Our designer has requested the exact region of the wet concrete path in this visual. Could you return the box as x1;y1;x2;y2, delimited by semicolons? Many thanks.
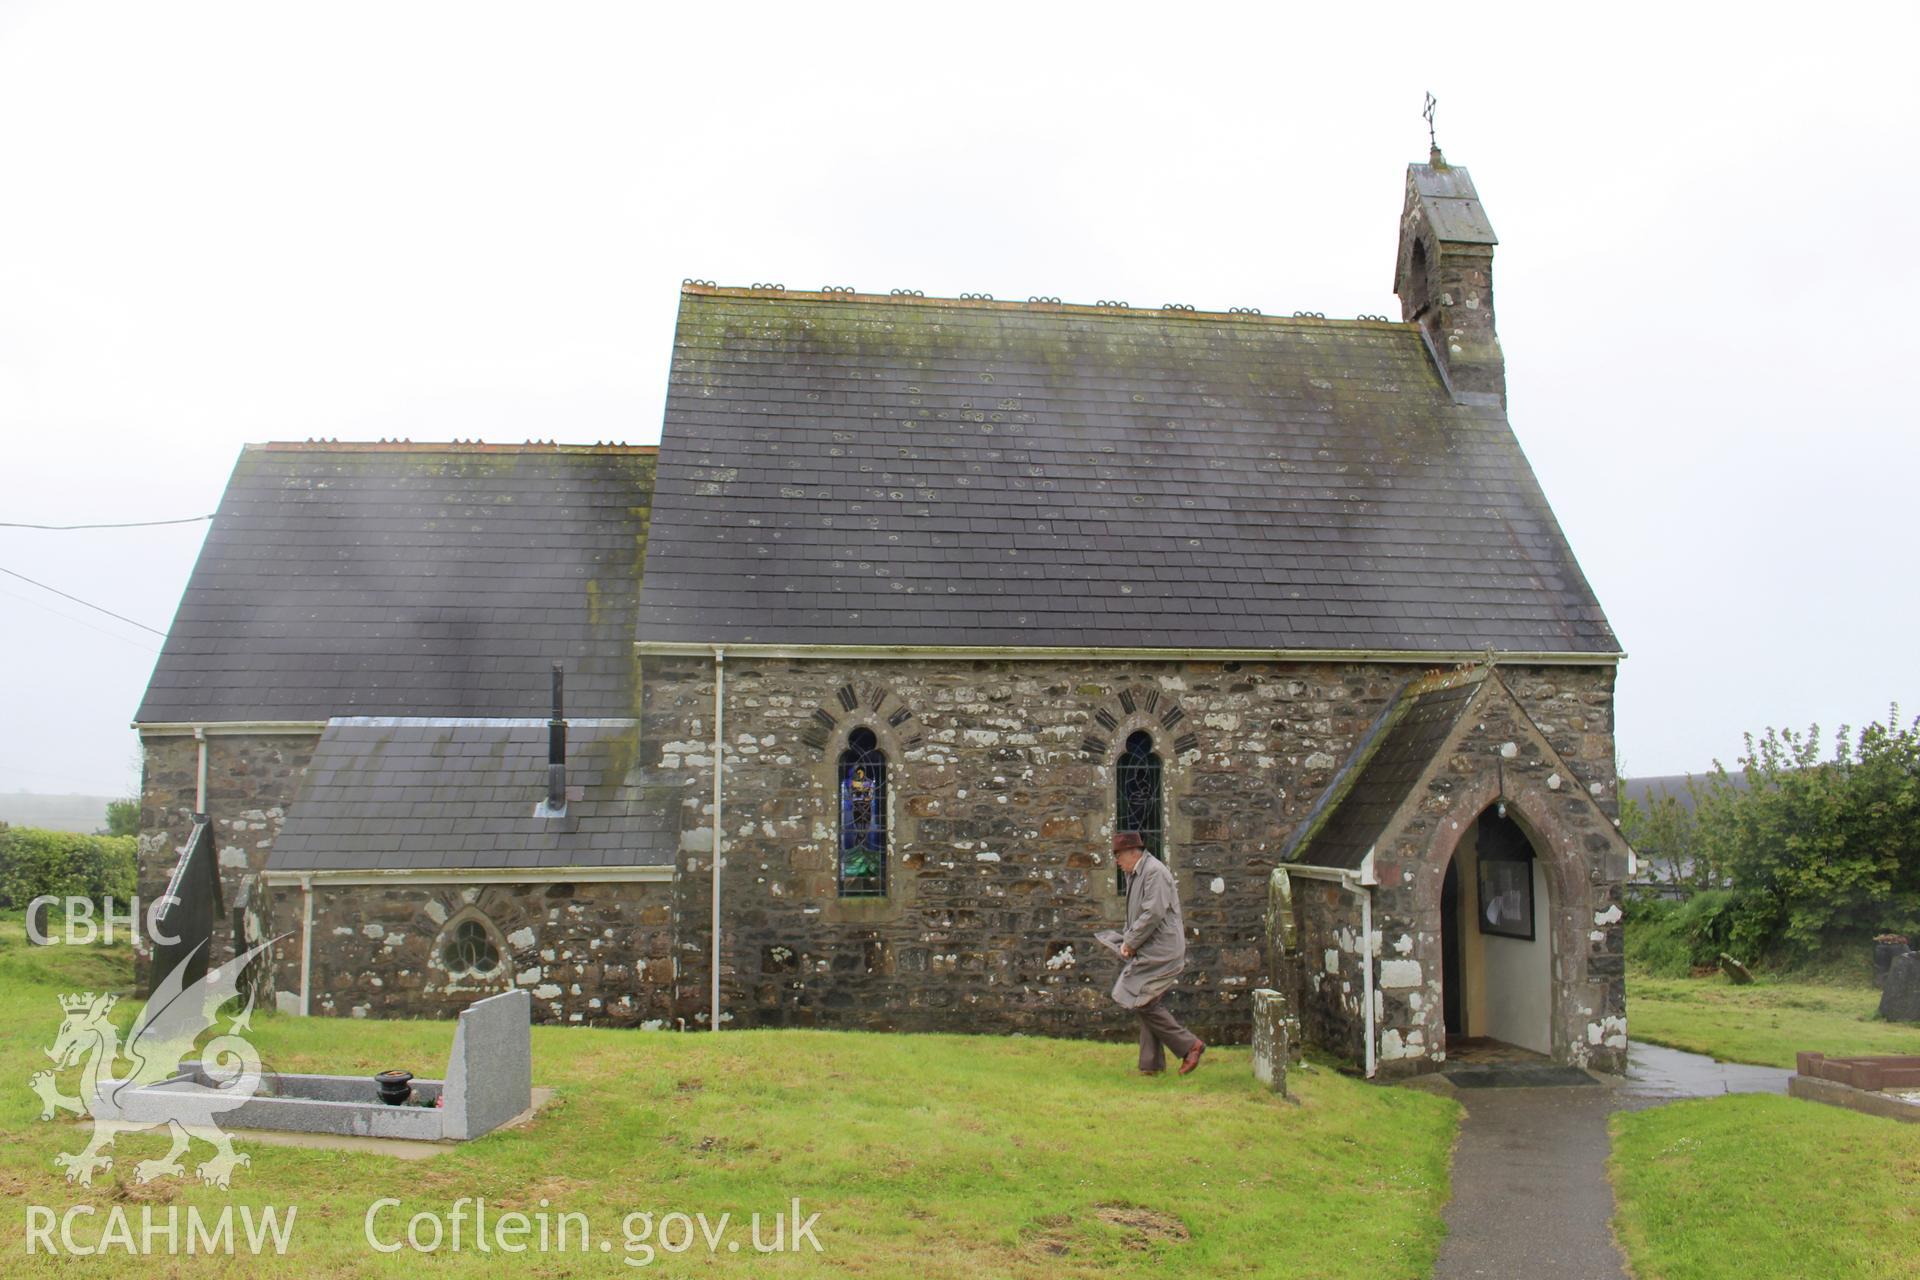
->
1430;1042;1790;1280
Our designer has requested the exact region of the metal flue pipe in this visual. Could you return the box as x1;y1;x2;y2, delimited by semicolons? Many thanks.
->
547;662;568;812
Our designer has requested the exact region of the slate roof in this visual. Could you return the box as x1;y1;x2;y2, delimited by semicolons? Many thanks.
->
1283;674;1483;872
136;443;656;724
266;718;677;873
637;289;1617;653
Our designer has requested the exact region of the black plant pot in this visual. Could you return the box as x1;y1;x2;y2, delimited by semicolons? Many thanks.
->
375;1070;415;1106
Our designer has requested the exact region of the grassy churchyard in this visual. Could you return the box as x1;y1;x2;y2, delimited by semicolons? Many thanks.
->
1625;970;1920;1069
1612;1093;1919;1280
1609;966;1920;1280
8;912;1918;1278
0;915;1458;1277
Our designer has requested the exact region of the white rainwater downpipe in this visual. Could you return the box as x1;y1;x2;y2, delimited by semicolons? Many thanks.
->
299;873;314;1017
1359;882;1376;1080
193;726;208;811
709;648;725;1032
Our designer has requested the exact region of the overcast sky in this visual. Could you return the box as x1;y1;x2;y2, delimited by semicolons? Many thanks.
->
2;2;1915;798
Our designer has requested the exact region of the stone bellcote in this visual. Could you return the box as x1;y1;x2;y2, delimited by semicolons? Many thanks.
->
1394;151;1504;403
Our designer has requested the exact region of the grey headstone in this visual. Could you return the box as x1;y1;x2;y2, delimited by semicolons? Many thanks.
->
1874;941;1912;989
442;989;533;1139
1251;989;1293;1097
1718;953;1753;985
1880;952;1920;1023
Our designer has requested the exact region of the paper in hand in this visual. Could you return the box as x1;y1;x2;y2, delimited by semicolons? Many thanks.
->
1094;929;1125;957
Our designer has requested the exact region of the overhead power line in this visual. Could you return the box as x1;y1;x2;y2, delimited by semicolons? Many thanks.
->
0;565;166;636
0;586;162;656
0;514;214;530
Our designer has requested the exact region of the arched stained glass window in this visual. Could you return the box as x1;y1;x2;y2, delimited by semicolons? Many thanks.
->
838;727;888;897
1115;729;1164;891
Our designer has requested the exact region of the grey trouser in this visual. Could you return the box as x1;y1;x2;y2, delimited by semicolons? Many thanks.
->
1136;994;1199;1072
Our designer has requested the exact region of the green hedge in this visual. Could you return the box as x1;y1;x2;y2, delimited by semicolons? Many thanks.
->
0;826;137;910
1623;891;1738;977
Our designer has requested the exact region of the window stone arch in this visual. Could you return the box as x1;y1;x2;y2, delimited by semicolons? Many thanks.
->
1083;684;1199;902
809;709;919;925
800;681;922;757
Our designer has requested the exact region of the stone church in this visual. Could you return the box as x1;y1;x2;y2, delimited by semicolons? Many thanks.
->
135;150;1632;1077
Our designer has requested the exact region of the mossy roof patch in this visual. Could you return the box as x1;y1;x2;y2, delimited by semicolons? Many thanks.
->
639;291;1617;653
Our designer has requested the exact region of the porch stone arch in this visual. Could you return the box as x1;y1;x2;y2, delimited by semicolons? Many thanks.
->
1375;746;1625;1072
1413;772;1591;1061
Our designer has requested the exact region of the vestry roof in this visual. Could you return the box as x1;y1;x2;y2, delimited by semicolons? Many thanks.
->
636;288;1617;654
136;443;656;724
266;717;676;874
1282;672;1486;872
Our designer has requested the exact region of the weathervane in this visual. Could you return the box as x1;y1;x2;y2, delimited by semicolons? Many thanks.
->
1422;92;1438;151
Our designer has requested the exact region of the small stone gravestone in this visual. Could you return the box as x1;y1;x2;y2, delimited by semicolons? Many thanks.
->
1251;988;1296;1097
1718;953;1753;985
1880;952;1920;1023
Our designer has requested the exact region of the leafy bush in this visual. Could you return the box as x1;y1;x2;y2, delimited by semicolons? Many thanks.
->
1625;891;1738;977
1708;712;1919;963
0;827;137;910
1639;709;1920;969
104;798;139;837
1620;785;1715;892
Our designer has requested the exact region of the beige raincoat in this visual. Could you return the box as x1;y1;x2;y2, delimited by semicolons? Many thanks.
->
1110;853;1186;1010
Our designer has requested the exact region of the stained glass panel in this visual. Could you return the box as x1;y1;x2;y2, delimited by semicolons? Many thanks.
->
839;727;888;897
1115;729;1164;891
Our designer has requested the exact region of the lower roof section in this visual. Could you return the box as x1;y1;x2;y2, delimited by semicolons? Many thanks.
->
1283;670;1487;872
265;717;677;874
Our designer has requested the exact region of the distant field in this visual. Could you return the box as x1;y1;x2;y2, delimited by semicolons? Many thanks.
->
0;792;118;833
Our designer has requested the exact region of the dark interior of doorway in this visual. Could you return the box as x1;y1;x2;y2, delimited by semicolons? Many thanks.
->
1441;857;1463;1039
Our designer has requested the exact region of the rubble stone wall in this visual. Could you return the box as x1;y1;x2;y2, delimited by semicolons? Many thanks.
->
645;656;1617;1046
137;732;317;991
302;880;677;1025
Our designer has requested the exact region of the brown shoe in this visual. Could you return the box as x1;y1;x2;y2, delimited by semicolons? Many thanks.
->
1178;1042;1206;1075
1138;1068;1164;1076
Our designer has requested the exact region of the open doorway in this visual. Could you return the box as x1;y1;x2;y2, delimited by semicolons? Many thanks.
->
1441;858;1464;1039
1439;808;1555;1058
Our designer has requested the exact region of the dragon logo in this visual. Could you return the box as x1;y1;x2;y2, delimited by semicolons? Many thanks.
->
30;937;277;1188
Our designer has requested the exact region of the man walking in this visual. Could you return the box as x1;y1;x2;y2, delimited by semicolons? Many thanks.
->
1110;831;1205;1076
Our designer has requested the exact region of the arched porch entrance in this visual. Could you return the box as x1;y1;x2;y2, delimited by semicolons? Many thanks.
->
1439;807;1555;1057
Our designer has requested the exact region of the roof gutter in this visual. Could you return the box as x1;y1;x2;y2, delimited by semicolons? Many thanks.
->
261;866;675;887
634;642;1622;666
135;720;327;737
1286;854;1379;1079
